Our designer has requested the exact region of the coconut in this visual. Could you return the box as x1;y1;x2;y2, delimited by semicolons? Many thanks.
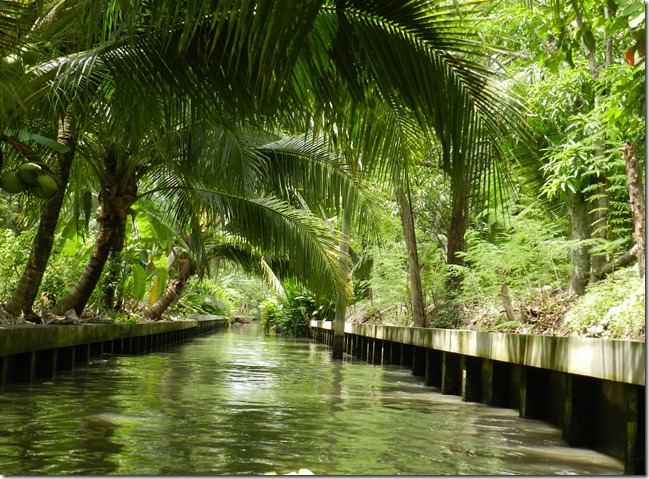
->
29;174;58;199
0;170;28;194
17;162;43;184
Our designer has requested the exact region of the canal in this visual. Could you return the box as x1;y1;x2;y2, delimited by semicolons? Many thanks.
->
0;324;624;475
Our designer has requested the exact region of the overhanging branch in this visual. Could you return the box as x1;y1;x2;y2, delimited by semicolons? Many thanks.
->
0;134;39;160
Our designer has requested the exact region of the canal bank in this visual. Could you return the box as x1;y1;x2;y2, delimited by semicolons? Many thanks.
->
0;316;228;388
310;321;645;475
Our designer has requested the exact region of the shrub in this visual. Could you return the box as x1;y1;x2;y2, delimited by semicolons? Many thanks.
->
458;207;570;305
261;282;335;337
259;297;283;334
563;267;645;340
170;277;236;318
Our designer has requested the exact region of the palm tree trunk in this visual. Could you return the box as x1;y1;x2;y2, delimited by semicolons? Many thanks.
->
142;255;195;320
102;218;128;310
4;117;77;318
53;153;137;316
623;142;645;277
395;180;426;327
53;211;118;316
445;180;469;296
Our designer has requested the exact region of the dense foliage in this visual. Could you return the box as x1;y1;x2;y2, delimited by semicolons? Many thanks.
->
260;281;335;337
0;0;644;340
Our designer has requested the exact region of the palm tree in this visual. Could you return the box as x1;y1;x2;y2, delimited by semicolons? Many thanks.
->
328;89;522;326
3;0;528;332
52;103;371;317
2;117;77;319
305;2;527;330
0;0;117;319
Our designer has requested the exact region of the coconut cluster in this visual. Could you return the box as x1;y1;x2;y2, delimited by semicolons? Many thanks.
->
0;162;59;199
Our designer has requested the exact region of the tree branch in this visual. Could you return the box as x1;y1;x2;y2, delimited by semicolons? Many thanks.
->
0;134;39;160
594;245;638;278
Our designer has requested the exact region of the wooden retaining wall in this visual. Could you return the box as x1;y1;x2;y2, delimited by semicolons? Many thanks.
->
311;321;645;475
0;318;227;389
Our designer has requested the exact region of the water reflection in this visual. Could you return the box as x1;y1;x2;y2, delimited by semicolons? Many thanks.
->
0;324;624;475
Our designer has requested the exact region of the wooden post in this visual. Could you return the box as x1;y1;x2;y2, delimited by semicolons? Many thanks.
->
58;346;75;370
389;342;401;365
625;385;645;475
75;344;90;366
520;366;545;419
563;374;597;447
401;344;413;368
462;356;482;402
481;360;511;407
35;349;57;380
412;347;426;377
441;352;461;395
0;355;9;391
425;349;442;388
372;339;383;365
501;283;517;322
355;336;363;360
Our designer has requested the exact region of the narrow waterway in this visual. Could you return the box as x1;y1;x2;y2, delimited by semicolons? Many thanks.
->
0;324;624;475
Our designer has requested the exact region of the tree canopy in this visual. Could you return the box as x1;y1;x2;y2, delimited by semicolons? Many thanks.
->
0;0;643;340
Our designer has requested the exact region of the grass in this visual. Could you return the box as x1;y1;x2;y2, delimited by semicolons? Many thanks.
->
562;266;645;340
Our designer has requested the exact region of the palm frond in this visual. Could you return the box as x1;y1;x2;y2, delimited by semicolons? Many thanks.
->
206;240;287;300
0;0;36;57
255;134;383;233
161;186;346;298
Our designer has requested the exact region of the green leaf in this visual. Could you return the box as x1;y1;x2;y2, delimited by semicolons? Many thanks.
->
131;263;147;301
153;255;168;270
582;29;596;53
155;267;169;297
565;47;575;68
629;13;644;29
3;129;71;153
149;215;175;243
605;16;629;36
544;56;562;74
59;233;85;257
607;0;618;14
619;1;644;17
134;214;157;241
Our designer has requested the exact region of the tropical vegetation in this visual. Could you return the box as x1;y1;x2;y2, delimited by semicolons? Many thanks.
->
0;0;644;342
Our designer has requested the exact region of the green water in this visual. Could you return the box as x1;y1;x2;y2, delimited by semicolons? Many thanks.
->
0;324;624;475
